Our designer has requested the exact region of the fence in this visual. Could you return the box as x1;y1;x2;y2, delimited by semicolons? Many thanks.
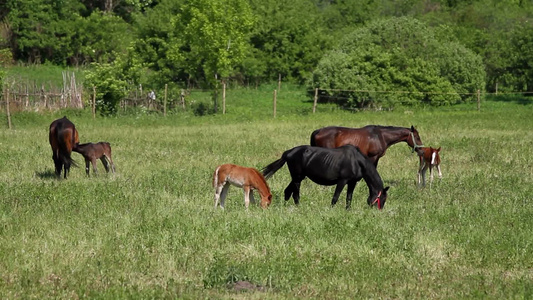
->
1;79;532;125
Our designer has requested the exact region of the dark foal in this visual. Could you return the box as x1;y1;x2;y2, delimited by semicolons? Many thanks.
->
73;142;116;176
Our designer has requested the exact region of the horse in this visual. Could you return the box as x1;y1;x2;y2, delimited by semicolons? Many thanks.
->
49;116;79;178
262;145;389;210
416;147;442;187
73;142;116;176
310;125;424;167
213;164;272;209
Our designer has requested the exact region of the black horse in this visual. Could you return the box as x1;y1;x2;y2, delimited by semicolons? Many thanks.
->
262;145;389;209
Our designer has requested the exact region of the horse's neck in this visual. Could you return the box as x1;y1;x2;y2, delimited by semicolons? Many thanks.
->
360;159;384;193
382;127;409;147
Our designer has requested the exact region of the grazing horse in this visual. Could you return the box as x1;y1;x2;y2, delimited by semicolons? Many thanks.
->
262;145;389;209
49;116;79;178
73;142;116;176
416;147;442;187
213;164;272;209
310;125;424;167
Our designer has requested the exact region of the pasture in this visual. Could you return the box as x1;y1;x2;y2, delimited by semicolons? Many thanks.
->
0;96;532;298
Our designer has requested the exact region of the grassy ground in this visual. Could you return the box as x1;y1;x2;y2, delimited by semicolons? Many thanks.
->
0;94;532;299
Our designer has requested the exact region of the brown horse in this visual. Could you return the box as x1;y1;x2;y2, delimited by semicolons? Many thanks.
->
73;142;116;176
416;147;442;187
49;116;79;178
213;164;272;209
310;125;423;167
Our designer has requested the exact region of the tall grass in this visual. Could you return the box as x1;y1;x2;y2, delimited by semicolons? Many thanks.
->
0;96;531;299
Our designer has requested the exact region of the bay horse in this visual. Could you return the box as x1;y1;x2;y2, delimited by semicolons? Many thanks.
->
49;116;79;178
310;125;424;167
262;145;389;210
416;147;442;187
73;142;116;176
213;164;272;209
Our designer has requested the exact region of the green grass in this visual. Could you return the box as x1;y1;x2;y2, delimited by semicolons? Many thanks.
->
0;95;532;299
4;64;85;87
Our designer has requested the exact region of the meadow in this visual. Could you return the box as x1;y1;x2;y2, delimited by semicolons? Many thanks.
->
0;90;532;299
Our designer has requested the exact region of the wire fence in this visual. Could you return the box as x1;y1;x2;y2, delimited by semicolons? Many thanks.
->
1;80;532;119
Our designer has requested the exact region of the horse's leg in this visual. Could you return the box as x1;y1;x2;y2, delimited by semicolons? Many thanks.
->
91;158;99;175
284;181;302;205
53;154;62;177
214;183;224;208
243;186;251;209
219;184;230;209
100;157;110;173
85;159;90;176
331;180;348;207
437;164;442;179
107;155;116;173
421;164;428;187
249;190;256;205
417;157;424;186
345;180;357;210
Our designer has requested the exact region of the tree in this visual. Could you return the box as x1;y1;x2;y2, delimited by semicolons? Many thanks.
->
246;0;334;83
171;0;253;83
309;17;485;108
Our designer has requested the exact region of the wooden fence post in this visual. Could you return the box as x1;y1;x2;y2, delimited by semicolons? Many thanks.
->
477;89;480;111
273;89;277;118
313;88;318;113
278;73;281;93
6;86;12;129
164;84;168;116
92;86;96;119
222;81;226;114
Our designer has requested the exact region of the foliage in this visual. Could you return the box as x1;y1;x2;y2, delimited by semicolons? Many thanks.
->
308;17;485;108
246;0;335;84
84;61;127;115
173;0;254;83
1;0;533;93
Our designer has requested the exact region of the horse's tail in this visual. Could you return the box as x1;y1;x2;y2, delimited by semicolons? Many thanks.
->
213;165;220;188
262;155;287;180
310;128;320;146
58;127;78;168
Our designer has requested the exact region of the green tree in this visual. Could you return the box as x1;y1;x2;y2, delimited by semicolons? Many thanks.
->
247;0;333;83
171;0;254;83
309;17;485;108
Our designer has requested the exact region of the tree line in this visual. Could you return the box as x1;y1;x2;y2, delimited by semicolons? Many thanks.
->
0;0;532;112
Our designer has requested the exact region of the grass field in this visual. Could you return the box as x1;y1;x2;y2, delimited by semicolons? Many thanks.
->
0;93;532;299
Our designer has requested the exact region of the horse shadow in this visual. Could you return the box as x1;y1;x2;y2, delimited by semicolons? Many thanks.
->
35;169;59;179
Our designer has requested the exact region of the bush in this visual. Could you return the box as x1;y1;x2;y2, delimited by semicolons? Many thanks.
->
84;62;127;115
308;17;485;109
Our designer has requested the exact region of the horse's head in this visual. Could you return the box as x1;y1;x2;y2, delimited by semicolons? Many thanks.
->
369;187;389;210
260;194;272;209
408;126;424;153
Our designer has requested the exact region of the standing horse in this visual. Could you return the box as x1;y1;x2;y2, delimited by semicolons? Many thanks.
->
213;164;272;209
49;116;79;178
310;125;424;167
416;147;442;187
73;142;116;176
262;145;389;209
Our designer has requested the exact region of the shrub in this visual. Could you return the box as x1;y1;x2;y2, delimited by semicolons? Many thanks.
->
308;17;485;109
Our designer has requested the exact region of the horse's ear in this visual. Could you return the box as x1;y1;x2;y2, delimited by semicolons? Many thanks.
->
410;125;415;132
384;186;390;192
436;147;441;152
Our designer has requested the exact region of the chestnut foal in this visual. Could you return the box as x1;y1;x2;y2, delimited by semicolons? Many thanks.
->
416;147;442;187
213;164;272;209
73;142;116;176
